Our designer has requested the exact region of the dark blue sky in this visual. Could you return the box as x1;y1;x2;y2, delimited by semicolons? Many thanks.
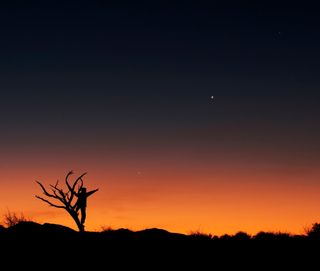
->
0;1;319;166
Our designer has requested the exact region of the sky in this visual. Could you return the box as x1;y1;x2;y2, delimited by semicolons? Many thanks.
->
0;1;319;235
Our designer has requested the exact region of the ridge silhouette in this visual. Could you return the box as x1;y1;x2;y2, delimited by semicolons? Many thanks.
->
1;221;319;269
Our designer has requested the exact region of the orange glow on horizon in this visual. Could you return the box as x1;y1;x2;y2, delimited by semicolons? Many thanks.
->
1;159;320;236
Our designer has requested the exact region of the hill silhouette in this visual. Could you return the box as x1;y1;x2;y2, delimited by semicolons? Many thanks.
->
1;221;320;269
1;220;313;242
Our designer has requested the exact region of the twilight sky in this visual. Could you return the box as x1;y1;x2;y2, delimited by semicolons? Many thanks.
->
0;1;320;235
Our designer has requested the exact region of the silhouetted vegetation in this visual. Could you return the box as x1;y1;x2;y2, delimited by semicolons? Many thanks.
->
3;210;30;227
305;222;320;238
189;230;213;241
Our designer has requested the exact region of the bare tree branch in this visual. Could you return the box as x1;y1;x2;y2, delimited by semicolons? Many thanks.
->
35;195;65;209
65;171;74;191
66;172;86;204
36;181;57;199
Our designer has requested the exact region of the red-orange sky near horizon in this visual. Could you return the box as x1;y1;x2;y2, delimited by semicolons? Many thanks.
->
1;151;320;236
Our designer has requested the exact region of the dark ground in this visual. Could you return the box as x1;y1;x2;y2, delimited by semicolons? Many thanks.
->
1;221;319;269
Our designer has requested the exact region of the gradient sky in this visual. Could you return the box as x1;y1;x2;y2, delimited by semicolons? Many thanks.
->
0;1;319;235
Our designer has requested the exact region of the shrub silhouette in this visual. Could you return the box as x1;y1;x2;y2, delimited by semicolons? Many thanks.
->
306;222;320;239
3;210;30;227
189;230;213;240
35;170;98;232
233;231;251;241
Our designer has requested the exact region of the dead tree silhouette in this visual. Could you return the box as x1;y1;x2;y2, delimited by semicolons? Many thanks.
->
35;171;99;232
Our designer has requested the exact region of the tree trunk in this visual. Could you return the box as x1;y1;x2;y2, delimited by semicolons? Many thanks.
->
68;210;84;232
